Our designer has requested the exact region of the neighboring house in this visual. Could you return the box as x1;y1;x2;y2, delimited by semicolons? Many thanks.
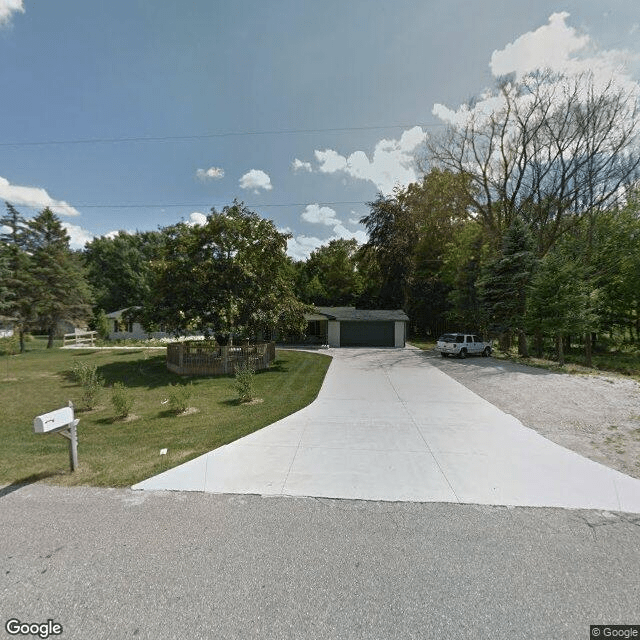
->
106;308;168;341
304;307;409;348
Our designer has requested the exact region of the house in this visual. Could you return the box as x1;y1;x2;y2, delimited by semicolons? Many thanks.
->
106;308;168;341
304;307;409;348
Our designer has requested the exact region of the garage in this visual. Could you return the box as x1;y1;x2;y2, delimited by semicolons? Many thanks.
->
340;320;395;347
305;307;409;348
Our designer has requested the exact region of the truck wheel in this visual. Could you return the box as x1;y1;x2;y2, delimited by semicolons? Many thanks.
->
440;352;448;358
458;349;467;359
483;347;491;357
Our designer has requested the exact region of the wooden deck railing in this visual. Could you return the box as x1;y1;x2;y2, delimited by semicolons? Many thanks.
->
166;340;276;375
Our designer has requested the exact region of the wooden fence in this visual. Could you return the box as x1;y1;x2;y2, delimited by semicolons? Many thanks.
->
166;340;276;376
63;330;97;347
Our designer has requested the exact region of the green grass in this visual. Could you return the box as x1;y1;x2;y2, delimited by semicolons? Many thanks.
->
0;343;331;488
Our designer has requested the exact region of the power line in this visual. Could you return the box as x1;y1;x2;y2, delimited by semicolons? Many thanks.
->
73;200;369;209
0;123;445;148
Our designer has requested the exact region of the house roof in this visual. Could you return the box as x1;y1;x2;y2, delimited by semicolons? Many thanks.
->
105;307;141;319
310;307;409;322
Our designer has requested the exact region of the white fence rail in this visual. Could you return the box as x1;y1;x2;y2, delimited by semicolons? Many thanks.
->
63;330;97;347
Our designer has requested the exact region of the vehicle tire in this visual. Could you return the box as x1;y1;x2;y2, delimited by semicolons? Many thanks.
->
483;347;491;357
458;349;467;359
440;352;448;358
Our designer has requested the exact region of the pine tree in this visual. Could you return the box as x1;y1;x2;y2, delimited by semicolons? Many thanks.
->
28;208;92;347
478;218;537;355
0;202;34;352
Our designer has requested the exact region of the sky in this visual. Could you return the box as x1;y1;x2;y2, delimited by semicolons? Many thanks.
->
0;1;639;259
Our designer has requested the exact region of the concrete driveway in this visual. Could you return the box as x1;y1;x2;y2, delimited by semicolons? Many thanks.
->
133;347;640;512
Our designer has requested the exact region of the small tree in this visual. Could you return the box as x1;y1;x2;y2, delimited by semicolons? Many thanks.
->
111;382;134;419
235;360;255;402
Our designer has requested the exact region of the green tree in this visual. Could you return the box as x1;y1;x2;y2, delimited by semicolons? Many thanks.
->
478;218;538;355
0;203;34;352
28;208;93;347
298;238;363;306
83;230;163;312
143;201;307;339
527;247;595;365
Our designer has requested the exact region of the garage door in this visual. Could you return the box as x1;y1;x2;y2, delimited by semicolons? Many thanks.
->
340;321;395;347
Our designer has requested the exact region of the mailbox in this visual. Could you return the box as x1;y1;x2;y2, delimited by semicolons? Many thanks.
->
33;403;79;471
33;406;75;433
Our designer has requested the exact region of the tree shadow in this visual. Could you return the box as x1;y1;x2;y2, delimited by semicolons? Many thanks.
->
0;472;60;499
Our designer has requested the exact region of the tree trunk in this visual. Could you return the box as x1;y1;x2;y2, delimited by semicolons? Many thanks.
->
534;331;543;358
557;333;565;366
517;330;529;357
499;331;511;353
584;332;592;368
47;326;55;349
19;327;25;353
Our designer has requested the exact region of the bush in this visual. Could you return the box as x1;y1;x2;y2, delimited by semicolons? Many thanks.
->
111;382;134;418
235;360;255;402
72;362;104;410
0;335;19;356
168;384;192;414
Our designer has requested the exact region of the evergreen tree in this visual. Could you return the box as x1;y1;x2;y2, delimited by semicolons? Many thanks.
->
0;203;34;352
28;208;93;347
478;218;537;355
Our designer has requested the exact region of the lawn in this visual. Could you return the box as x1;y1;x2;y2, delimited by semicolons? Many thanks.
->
0;341;331;488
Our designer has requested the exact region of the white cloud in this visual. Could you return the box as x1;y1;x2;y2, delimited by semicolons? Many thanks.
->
289;203;369;260
349;217;361;226
0;0;24;27
433;13;640;127
313;127;427;194
301;204;341;226
103;229;135;239
490;12;588;80
291;158;312;173
196;166;224;181
0;176;81;217
187;211;207;226
239;169;272;193
62;222;93;249
286;234;324;260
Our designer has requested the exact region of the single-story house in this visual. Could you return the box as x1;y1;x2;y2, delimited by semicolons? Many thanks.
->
305;307;409;348
106;308;168;341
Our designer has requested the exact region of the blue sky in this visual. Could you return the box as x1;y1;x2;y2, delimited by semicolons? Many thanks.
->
1;1;639;258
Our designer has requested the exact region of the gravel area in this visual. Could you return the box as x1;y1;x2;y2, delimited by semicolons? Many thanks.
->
418;349;640;480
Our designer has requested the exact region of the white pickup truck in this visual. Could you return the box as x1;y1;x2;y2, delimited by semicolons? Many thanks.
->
436;333;492;358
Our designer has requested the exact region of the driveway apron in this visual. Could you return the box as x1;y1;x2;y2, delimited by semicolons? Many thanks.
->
132;347;640;513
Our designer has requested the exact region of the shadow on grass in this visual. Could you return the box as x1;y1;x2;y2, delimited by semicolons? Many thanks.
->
0;472;60;499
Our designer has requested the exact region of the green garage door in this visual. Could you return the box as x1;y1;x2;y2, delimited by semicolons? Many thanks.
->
340;321;395;347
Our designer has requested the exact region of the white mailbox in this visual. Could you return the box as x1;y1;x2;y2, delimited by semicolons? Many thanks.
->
33;406;75;433
33;403;79;471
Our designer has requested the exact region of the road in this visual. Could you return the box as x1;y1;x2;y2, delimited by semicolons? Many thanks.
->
2;484;639;639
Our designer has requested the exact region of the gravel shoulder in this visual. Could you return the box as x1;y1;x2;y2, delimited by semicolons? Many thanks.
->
417;349;640;480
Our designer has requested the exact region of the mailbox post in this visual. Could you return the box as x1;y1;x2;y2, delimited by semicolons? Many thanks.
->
33;401;79;472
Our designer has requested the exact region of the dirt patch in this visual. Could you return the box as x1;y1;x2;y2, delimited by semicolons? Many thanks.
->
420;349;640;479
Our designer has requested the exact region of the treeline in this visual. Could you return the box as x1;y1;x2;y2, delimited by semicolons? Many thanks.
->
2;71;639;364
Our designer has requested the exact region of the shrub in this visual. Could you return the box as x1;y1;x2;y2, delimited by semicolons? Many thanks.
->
168;383;192;414
111;382;134;419
72;362;104;410
235;360;255;402
0;335;19;356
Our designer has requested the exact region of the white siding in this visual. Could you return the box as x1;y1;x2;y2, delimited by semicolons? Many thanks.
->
327;321;340;347
394;321;405;348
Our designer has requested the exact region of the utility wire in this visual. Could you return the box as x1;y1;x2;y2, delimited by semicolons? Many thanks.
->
73;200;369;209
0;123;445;148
